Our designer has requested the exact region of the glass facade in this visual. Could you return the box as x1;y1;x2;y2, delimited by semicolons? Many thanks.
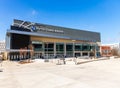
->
32;42;100;59
75;44;82;51
66;43;73;57
6;19;101;60
56;43;64;57
32;41;43;51
82;44;91;51
44;43;54;58
33;44;42;51
44;43;54;53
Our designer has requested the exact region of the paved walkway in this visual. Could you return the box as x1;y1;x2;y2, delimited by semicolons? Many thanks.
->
1;58;120;88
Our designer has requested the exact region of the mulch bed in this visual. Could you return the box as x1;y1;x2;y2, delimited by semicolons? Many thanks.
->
18;60;34;64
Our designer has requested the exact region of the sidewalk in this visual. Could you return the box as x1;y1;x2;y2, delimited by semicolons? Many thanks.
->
75;57;109;64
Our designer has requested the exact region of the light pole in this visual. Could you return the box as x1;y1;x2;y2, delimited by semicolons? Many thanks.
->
44;42;49;62
94;44;96;59
72;40;76;57
46;42;48;59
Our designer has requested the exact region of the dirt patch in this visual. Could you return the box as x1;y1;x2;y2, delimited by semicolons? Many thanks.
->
18;60;34;64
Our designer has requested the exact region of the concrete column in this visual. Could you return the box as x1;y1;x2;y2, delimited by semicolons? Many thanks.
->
54;42;56;56
73;42;75;57
81;52;83;56
6;33;11;49
42;42;44;56
88;52;90;57
94;45;97;58
64;43;66;56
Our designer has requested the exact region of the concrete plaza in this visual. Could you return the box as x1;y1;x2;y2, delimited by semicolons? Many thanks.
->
1;58;120;88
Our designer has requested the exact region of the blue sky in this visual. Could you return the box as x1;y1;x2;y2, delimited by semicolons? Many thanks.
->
0;0;120;44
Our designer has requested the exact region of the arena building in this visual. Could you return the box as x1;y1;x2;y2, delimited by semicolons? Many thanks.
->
6;19;101;59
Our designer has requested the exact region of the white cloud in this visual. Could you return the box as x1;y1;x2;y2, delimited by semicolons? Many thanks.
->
102;38;120;44
31;10;38;15
83;24;96;31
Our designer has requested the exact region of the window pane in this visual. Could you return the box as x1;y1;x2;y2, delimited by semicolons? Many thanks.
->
66;44;73;51
75;44;82;51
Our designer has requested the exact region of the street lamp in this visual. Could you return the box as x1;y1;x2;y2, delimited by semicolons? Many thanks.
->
72;40;76;57
46;42;48;59
44;42;49;62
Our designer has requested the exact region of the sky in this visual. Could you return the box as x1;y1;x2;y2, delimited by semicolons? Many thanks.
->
0;0;120;44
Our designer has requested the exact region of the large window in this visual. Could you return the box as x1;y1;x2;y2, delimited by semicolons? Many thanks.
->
32;41;43;51
90;45;100;52
96;46;100;52
66;43;73;57
56;43;64;57
56;43;64;52
75;44;82;51
66;44;73;51
44;43;54;54
82;44;91;51
44;43;54;59
33;44;43;51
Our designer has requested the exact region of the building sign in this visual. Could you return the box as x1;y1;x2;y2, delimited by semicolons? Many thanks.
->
32;41;42;44
31;25;36;31
33;26;64;33
13;21;64;33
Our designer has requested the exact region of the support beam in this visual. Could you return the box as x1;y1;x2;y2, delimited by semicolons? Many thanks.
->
54;42;56;56
64;43;66;56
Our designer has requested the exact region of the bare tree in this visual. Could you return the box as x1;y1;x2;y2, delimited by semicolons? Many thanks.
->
112;47;120;57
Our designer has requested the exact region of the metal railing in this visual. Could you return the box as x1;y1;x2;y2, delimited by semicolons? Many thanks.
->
0;49;32;61
0;49;84;60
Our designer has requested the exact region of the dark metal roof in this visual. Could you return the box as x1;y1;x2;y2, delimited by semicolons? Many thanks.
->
8;19;101;42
